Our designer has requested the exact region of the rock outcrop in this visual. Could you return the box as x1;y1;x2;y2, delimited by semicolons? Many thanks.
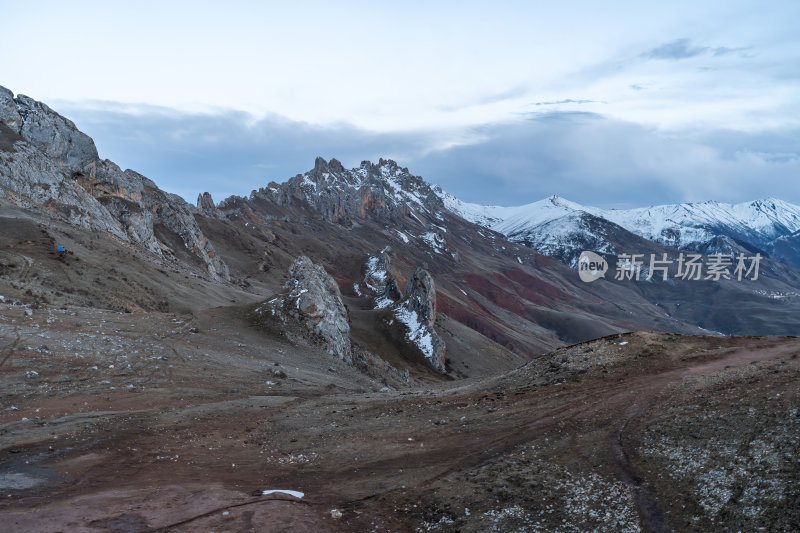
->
0;86;98;174
403;269;437;326
391;268;447;372
0;85;229;281
260;256;352;362
0;122;130;240
361;249;404;308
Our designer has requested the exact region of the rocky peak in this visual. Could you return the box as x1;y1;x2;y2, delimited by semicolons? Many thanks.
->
246;157;447;226
0;85;99;173
312;156;345;175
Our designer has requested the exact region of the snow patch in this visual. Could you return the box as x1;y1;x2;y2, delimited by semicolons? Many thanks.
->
420;232;445;254
394;307;435;360
374;296;393;309
261;490;305;498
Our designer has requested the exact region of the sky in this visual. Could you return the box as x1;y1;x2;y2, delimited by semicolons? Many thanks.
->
2;0;799;207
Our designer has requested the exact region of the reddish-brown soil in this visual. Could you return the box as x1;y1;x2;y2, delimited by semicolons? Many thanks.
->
2;300;798;532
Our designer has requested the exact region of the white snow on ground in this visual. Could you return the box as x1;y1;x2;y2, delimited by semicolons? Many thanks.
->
374;296;393;309
300;175;317;191
420;232;446;254
294;288;308;308
261;490;305;498
395;230;410;243
364;256;387;293
394;307;435;360
383;173;425;208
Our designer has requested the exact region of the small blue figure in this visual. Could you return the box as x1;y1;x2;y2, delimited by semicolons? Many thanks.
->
56;246;66;252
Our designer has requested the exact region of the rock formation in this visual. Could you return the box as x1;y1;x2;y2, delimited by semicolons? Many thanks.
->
362;249;404;308
260;256;352;362
391;268;447;372
250;156;446;226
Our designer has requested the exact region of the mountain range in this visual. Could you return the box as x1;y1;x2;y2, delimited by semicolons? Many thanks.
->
2;84;799;531
443;193;800;269
2;83;799;374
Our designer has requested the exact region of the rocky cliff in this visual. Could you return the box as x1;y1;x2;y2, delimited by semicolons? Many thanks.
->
0;85;228;281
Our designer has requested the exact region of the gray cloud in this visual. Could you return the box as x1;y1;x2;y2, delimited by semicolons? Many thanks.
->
643;38;709;60
411;114;800;207
59;103;800;209
641;38;754;62
532;99;595;106
711;45;753;57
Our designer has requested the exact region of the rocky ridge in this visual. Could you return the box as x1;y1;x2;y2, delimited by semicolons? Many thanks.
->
0;85;228;281
237;156;445;226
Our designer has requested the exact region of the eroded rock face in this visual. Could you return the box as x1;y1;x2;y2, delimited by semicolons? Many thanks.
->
392;268;447;373
0;123;129;240
0;85;229;281
262;256;352;362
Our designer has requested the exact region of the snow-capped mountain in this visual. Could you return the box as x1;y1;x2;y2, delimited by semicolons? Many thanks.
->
439;192;800;267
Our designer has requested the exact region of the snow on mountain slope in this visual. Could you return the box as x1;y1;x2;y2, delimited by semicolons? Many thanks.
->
438;191;800;257
600;198;800;249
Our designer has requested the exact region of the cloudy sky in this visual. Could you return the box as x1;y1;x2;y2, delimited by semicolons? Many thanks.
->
2;1;799;207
